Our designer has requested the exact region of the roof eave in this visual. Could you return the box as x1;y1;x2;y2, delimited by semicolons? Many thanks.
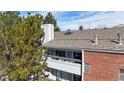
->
43;46;124;54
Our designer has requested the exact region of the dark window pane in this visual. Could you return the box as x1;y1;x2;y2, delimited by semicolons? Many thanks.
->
73;52;82;60
48;50;55;55
55;50;59;56
73;74;81;81
51;68;54;75
57;70;62;79
53;69;57;76
68;73;73;81
67;51;72;58
62;71;67;80
55;50;66;57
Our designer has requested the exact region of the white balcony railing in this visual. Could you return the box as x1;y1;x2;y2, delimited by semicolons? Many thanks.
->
46;55;82;75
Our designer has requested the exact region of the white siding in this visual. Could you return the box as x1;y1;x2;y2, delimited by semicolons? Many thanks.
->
46;57;81;75
41;24;54;43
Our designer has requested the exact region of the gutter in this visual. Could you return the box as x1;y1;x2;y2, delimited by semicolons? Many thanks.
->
43;45;124;54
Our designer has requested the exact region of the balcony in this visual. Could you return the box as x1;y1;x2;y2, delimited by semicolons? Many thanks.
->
45;55;82;75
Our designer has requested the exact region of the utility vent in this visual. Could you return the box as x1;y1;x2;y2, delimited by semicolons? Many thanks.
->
92;34;98;45
117;33;122;45
95;34;98;44
64;30;72;35
91;34;98;45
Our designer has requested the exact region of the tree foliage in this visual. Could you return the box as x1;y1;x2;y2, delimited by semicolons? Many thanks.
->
0;12;47;80
0;11;22;74
43;12;60;32
79;25;83;31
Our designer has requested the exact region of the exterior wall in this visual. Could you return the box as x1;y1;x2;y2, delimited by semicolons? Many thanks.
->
83;51;124;81
46;49;82;75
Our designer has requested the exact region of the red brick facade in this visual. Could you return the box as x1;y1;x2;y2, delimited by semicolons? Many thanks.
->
83;51;124;81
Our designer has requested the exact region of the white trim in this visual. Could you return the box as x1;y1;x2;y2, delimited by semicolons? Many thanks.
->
82;50;84;81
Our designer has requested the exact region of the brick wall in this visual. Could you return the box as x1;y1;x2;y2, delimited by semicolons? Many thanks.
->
83;51;124;81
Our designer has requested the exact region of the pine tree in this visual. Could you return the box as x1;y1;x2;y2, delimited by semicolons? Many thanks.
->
7;14;47;80
0;12;47;80
0;11;22;76
43;12;60;32
79;26;83;31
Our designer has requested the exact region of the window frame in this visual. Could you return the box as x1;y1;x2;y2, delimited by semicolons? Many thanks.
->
119;69;124;81
84;64;91;74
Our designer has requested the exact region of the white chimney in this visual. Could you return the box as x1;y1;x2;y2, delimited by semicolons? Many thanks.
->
41;24;54;44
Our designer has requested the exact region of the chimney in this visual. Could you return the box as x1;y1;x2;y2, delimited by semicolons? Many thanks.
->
117;33;122;45
41;24;54;44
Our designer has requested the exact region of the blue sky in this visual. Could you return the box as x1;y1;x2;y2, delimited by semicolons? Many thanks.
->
20;11;124;31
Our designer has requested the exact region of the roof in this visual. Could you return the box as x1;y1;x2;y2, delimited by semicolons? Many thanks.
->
42;26;124;52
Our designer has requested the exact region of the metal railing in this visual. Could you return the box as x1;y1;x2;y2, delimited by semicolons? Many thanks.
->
45;54;82;63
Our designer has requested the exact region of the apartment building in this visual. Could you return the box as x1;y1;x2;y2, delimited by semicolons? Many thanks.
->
42;24;124;81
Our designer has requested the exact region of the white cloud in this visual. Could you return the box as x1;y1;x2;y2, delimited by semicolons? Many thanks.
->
58;12;124;31
35;11;124;31
39;11;66;18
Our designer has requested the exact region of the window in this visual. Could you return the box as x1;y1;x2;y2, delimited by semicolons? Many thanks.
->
51;68;54;75
55;50;66;57
73;52;82;60
48;68;74;81
119;69;124;80
73;74;81;81
61;71;73;81
68;73;73;81
66;51;72;58
48;49;55;55
54;69;57;76
62;71;67;80
50;68;57;76
57;70;62;79
84;64;91;74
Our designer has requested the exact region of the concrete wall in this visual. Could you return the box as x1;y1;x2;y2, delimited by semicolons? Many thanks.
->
83;51;124;81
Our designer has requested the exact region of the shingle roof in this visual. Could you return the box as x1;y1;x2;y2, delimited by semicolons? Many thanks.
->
42;26;124;51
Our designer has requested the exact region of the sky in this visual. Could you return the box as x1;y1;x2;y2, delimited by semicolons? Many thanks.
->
20;11;124;31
